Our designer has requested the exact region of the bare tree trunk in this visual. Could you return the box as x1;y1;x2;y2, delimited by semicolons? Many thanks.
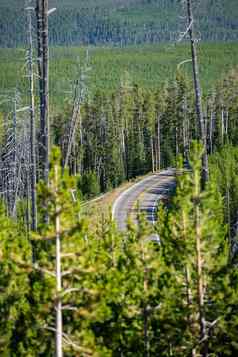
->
186;0;209;184
182;96;189;159
12;96;17;214
225;110;229;141
25;168;31;237
182;116;186;158
195;204;207;356
40;0;50;183
185;266;196;357
209;110;213;154
151;136;155;173
35;0;43;116
55;164;63;357
175;125;179;158
157;114;161;171
27;8;37;233
221;109;224;146
13;96;17;172
226;183;231;245
63;81;82;170
78;110;83;175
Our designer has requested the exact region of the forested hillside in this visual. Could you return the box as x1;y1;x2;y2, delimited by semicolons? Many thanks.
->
1;43;238;110
1;0;238;47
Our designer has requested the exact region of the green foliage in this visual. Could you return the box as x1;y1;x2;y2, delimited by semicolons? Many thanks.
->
1;0;238;47
0;144;238;355
157;141;233;355
78;171;100;199
1;44;238;109
209;145;238;259
88;213;174;356
0;205;32;355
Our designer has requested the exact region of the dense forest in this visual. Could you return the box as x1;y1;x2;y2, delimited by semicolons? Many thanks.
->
2;144;238;356
0;0;238;356
1;0;238;47
1;43;238;104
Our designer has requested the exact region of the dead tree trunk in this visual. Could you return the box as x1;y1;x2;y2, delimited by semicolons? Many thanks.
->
42;0;50;183
35;0;44;177
63;79;82;170
150;136;155;173
12;96;17;214
36;0;50;183
27;7;37;233
35;0;43;126
186;0;209;185
55;163;63;357
209;109;214;154
156;114;161;171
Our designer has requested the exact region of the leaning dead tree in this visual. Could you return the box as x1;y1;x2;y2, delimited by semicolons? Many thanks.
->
63;54;90;172
186;0;209;184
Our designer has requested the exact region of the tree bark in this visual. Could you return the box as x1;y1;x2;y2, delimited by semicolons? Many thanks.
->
27;8;37;234
195;204;207;356
35;0;44;170
186;0;209;184
209;109;214;154
37;0;50;183
185;266;196;357
151;136;155;173
221;109;224;146
156;114;161;171
55;164;63;357
63;79;82;170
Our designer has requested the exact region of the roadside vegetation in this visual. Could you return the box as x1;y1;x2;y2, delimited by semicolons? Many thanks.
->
1;143;238;355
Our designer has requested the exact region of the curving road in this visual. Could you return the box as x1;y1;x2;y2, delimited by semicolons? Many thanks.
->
112;169;176;231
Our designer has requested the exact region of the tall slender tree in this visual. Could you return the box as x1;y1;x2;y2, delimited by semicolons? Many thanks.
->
158;142;228;356
26;6;37;233
186;0;209;184
36;0;50;183
41;0;49;183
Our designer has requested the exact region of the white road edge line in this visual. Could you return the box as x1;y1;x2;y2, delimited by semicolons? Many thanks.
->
81;192;108;207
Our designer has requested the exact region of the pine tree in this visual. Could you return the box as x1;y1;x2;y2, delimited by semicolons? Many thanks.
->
158;141;229;356
0;205;32;355
33;147;102;355
118;73;134;179
91;212;175;356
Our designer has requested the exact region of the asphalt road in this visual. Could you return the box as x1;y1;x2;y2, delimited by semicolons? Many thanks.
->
112;169;176;231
